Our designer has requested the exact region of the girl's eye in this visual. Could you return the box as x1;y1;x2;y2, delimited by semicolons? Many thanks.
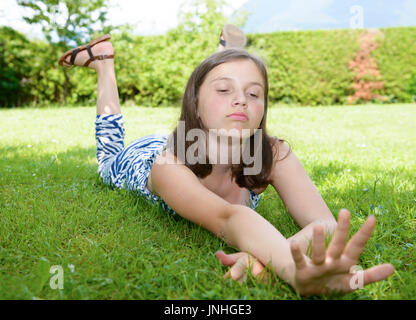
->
217;89;229;93
249;93;258;98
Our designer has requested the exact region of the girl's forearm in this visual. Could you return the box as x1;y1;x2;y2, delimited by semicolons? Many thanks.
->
220;204;296;287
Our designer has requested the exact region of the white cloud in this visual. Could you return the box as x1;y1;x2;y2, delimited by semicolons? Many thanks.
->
107;0;248;35
0;0;44;39
107;0;182;35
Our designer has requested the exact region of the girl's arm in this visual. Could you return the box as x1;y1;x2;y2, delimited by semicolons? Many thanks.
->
149;150;298;287
270;141;338;252
219;210;395;295
217;141;395;293
149;150;394;295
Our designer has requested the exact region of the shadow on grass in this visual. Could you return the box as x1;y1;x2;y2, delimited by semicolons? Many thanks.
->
2;144;414;241
0;144;207;243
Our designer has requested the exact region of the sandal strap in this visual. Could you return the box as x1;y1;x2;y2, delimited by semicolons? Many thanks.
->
219;39;226;47
68;42;107;67
70;48;80;65
84;54;114;67
86;44;94;61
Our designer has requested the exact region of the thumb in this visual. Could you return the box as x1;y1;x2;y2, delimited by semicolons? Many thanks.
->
216;250;245;266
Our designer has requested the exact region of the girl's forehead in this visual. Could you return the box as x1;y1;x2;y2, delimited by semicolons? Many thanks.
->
206;59;264;84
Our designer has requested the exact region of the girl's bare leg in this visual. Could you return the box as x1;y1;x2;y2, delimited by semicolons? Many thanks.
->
95;59;121;115
62;41;121;115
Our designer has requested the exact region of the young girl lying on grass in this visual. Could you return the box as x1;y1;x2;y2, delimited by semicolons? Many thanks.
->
58;25;394;296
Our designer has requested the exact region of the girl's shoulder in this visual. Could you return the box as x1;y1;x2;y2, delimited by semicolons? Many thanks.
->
268;135;292;162
155;147;186;166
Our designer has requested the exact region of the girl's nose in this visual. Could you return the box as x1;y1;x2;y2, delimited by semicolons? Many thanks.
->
232;90;247;107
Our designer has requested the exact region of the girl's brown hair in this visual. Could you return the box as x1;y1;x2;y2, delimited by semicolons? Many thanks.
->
167;49;289;190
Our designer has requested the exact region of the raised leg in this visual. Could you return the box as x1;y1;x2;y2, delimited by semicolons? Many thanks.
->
95;59;121;115
61;40;121;115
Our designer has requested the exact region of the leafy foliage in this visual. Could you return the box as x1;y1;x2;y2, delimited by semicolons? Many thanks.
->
2;0;416;107
0;26;61;106
408;72;416;102
16;0;113;104
372;27;416;103
17;0;110;46
247;29;360;106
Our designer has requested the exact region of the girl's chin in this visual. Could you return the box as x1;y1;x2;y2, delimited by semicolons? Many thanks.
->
209;130;252;140
207;125;257;139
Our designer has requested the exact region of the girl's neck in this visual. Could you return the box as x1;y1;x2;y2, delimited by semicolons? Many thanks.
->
206;131;244;167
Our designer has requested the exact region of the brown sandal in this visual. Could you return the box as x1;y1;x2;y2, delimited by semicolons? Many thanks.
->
58;34;114;67
219;24;246;49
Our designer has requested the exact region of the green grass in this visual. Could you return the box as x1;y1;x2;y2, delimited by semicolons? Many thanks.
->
0;104;415;300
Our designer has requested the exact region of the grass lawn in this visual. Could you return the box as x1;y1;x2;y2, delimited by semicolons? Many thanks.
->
0;103;415;300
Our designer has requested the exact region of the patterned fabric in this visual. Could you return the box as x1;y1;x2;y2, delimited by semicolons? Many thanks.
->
95;114;261;215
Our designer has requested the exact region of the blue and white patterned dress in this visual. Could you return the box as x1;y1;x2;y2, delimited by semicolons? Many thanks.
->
95;114;261;215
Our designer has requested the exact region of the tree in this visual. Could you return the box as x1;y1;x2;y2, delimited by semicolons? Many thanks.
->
17;0;112;104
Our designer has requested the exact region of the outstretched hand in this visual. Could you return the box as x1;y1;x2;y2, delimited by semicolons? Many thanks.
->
290;209;395;296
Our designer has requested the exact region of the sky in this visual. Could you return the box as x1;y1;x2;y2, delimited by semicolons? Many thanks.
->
240;0;416;33
0;0;248;40
1;0;415;40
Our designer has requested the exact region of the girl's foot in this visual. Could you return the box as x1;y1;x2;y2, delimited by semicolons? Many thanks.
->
58;35;114;70
218;24;247;51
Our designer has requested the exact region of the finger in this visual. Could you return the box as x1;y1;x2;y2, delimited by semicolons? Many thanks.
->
250;260;265;277
343;215;376;262
223;257;248;282
250;260;268;283
216;251;245;266
327;209;350;260
362;264;395;286
312;224;326;265
290;241;307;270
347;264;395;292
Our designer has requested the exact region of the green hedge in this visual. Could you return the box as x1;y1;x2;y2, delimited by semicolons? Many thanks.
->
247;29;360;106
1;25;415;107
372;27;416;103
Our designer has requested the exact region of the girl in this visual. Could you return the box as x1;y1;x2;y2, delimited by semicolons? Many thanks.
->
58;25;394;296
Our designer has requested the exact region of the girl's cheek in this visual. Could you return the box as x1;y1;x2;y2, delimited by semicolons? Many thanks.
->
253;101;265;122
204;96;227;121
209;95;226;111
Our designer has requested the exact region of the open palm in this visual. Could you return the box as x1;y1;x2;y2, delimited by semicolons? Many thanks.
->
290;209;395;296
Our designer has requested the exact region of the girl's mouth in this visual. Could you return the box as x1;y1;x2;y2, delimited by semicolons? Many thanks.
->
227;113;248;121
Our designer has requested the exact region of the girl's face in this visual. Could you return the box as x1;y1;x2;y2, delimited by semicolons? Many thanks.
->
197;59;265;138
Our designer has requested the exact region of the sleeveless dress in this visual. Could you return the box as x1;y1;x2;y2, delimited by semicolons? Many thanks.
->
95;114;261;215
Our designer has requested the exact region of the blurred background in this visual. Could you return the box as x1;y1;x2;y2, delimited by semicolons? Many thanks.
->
1;0;415;107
